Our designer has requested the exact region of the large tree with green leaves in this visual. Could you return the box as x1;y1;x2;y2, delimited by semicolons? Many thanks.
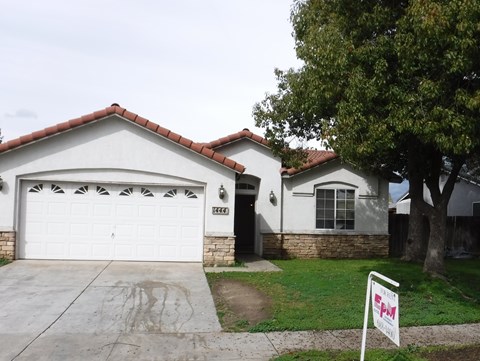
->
253;0;480;276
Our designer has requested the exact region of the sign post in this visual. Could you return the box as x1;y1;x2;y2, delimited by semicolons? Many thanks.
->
360;272;400;361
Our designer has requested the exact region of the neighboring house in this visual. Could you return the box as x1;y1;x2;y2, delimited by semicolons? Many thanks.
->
0;105;391;265
394;174;480;216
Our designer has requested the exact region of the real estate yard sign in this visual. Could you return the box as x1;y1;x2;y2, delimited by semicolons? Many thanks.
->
371;280;400;346
360;272;400;361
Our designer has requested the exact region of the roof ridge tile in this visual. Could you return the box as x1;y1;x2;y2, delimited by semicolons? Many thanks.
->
204;129;269;149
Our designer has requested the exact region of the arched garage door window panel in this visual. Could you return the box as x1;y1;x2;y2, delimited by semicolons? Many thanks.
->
96;186;110;196
119;187;133;196
28;184;43;193
164;189;177;198
74;185;89;195
185;189;198;198
51;184;65;194
141;188;154;197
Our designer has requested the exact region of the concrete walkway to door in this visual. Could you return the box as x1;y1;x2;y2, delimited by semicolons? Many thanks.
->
0;260;221;360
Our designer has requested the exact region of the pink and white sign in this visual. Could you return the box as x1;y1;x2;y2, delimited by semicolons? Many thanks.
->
371;280;400;346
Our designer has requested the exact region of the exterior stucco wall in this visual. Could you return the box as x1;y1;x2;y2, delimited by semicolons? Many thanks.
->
438;176;480;217
0;116;237;240
213;139;282;254
282;160;389;234
396;176;480;217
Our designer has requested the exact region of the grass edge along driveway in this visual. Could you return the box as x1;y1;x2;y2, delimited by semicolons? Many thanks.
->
206;258;480;332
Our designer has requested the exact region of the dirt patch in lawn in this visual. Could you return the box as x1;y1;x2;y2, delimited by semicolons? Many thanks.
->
421;344;480;361
211;279;272;331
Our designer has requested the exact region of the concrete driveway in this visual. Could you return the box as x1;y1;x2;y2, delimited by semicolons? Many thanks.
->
0;260;221;360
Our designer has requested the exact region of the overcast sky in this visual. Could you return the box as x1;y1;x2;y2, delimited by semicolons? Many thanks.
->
0;0;300;143
0;1;408;200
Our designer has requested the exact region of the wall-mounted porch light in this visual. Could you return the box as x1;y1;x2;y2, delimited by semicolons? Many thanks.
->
218;184;226;199
269;190;275;203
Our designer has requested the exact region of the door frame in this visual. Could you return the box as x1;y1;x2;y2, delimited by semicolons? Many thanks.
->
234;176;259;254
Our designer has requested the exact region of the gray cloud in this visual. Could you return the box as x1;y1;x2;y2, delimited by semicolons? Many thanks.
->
5;109;38;119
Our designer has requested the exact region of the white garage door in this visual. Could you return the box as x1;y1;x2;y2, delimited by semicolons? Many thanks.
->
19;181;204;261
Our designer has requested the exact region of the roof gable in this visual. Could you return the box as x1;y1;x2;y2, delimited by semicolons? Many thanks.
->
204;130;339;176
0;105;245;174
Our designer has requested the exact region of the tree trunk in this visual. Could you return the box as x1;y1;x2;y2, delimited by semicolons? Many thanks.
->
403;142;427;262
422;155;464;276
423;205;447;275
404;198;426;262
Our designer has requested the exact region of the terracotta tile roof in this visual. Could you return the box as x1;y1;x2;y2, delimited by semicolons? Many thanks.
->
281;150;339;176
202;129;270;149
0;105;245;174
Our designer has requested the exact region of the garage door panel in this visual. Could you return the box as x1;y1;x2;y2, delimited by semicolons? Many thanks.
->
48;202;67;216
22;241;43;258
159;246;177;260
93;204;112;217
115;224;136;238
24;221;44;236
160;206;179;218
46;242;65;257
115;204;137;217
139;205;156;218
136;244;156;258
71;203;90;216
91;223;111;236
180;246;201;260
159;225;178;238
181;226;201;240
92;243;112;258
70;223;91;237
182;206;201;219
26;201;44;215
137;225;155;238
69;243;91;258
47;222;67;235
20;182;204;262
114;244;134;259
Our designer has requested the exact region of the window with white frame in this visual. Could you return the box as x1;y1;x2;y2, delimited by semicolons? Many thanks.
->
316;189;355;230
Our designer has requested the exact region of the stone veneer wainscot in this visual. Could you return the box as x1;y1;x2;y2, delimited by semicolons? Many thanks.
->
262;233;389;259
203;236;235;266
0;231;15;260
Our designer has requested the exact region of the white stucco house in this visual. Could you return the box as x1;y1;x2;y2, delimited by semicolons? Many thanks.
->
0;105;390;265
394;174;480;217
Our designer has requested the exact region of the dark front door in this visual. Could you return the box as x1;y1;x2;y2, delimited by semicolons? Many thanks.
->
234;194;255;254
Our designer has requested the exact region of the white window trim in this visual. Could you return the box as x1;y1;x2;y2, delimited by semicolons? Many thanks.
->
315;186;356;231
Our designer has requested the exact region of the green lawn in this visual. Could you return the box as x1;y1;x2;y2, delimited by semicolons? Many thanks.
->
271;344;480;361
207;258;480;332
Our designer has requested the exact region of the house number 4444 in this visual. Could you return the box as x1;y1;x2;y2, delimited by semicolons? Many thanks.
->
212;207;229;215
